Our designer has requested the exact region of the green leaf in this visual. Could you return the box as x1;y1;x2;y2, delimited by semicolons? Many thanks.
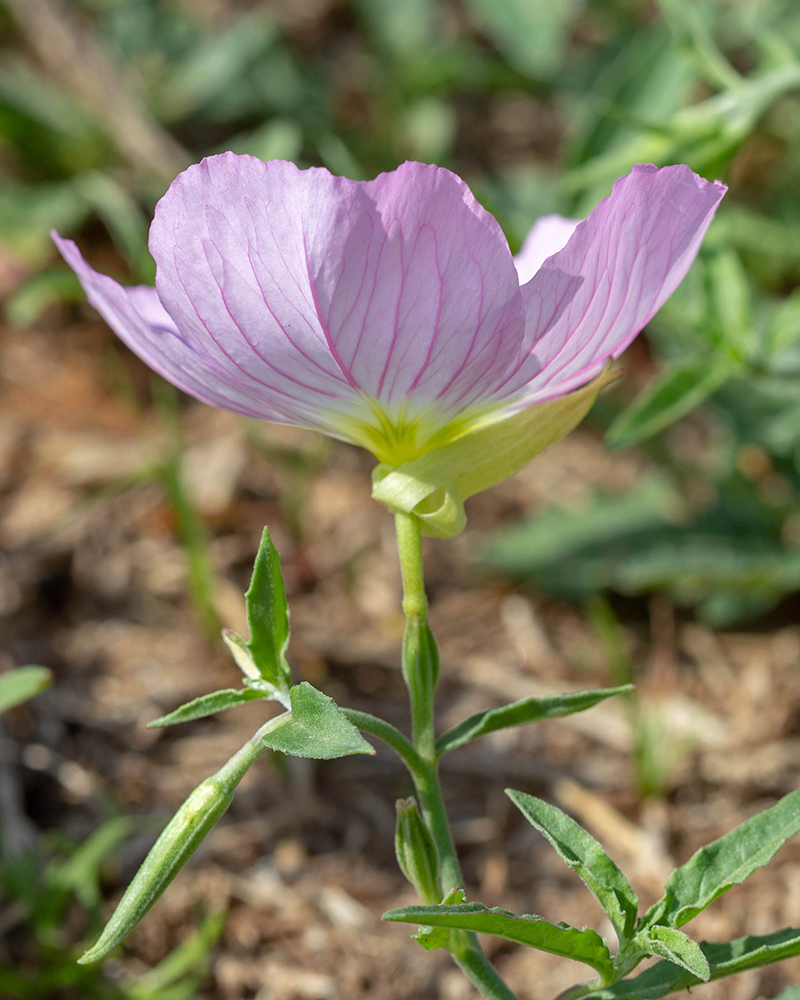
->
147;688;271;728
464;0;582;77
48;816;133;911
383;902;613;979
0;666;52;715
707;249;754;359
507;789;638;942
643;788;800;929
71;171;154;282
257;683;374;759
245;527;291;692
481;475;678;576
582;925;800;998
767;288;800;359
436;685;632;756
6;269;84;327
352;0;434;58
125;908;226;1000
634;925;710;981
159;10;279;119
607;355;738;449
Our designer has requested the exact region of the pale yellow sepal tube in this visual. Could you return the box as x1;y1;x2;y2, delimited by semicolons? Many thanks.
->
372;364;618;538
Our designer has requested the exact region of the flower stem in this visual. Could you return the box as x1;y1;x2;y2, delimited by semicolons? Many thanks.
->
395;510;427;619
392;510;519;1000
453;944;521;1000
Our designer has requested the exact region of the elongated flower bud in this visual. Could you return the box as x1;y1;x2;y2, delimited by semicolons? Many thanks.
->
79;740;258;964
395;797;442;905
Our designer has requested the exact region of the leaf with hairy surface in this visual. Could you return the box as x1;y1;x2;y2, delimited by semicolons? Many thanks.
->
383;902;613;979
507;789;638;942
436;685;631;756
642;789;800;929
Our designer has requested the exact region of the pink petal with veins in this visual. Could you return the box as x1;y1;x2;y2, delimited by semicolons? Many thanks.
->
497;164;726;407
148;154;524;425
54;158;726;461
52;234;344;429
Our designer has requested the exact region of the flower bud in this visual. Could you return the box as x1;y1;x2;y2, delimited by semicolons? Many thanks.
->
79;766;240;964
395;797;442;905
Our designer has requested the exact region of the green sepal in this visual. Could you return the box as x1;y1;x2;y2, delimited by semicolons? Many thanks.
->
633;926;710;981
641;788;800;930
384;900;613;979
436;684;632;756
0;665;52;714
256;683;374;759
243;527;291;692
507;789;638;942
372;366;617;538
581;925;800;999
147;687;272;728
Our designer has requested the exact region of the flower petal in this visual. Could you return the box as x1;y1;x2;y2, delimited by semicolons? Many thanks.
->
513;215;579;285
499;164;726;406
52;234;341;427
149;154;525;428
354;162;525;416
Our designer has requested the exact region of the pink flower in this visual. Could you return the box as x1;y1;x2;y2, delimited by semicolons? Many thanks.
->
54;155;725;466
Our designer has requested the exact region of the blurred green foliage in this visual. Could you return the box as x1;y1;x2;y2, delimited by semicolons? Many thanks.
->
1;0;800;624
0;816;225;999
0;676;224;997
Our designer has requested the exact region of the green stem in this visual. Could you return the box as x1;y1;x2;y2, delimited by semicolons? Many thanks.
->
392;510;519;1000
341;708;425;777
413;757;462;895
395;510;427;618
395;510;437;757
453;946;521;1000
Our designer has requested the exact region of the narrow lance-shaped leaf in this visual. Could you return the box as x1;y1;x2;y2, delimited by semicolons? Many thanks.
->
383;902;613;979
708;248;754;359
642;788;800;929
256;683;374;759
436;685;632;756
128;907;227;998
507;789;638;942
606;355;737;450
245;527;291;692
0;665;52;715
581;925;800;999
147;687;272;728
